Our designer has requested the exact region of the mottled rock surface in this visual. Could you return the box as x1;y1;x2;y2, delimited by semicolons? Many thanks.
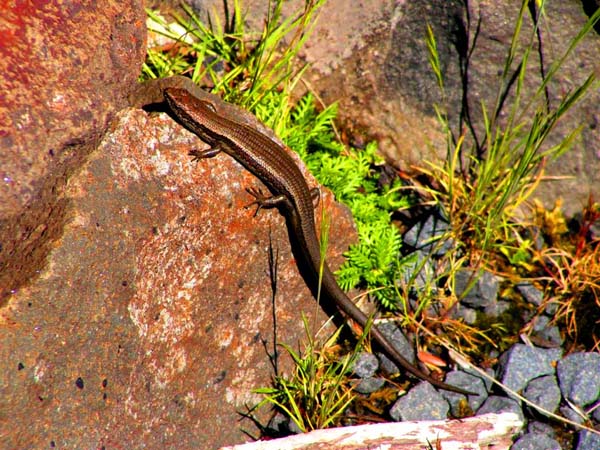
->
0;0;147;301
0;3;356;448
0;102;356;449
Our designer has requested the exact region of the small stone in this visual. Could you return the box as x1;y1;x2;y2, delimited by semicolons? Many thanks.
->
455;269;499;309
523;375;561;415
403;209;454;256
389;381;449;421
398;250;435;289
560;405;584;425
544;301;558;316
557;352;600;407
354;377;386;394
497;344;562;394
352;352;379;378
266;413;289;435
477;396;524;423
267;413;304;435
516;282;543;306
577;430;600;450
593;405;600;423
483;299;511;318
452;304;478;325
511;432;561;450
531;315;563;347
375;322;415;375
287;419;303;435
442;370;488;416
527;421;556;437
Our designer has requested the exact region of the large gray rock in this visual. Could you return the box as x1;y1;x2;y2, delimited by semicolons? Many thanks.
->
232;0;600;216
557;352;600;407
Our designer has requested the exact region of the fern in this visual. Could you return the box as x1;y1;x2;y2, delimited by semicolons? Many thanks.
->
279;97;413;309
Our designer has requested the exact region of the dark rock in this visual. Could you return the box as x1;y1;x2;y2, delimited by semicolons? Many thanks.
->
557;352;600;407
288;420;303;435
407;297;439;319
497;344;562;393
352;352;379;378
477;396;524;424
455;269;499;309
484;300;511;318
523;375;561;415
576;430;600;450
588;218;600;241
398;250;435;290
389;381;449;421
527;421;556;437
452;304;478;325
520;307;536;324
476;367;496;393
376;322;416;375
263;412;304;436
593;405;600;423
354;377;386;394
511;432;561;450
531;316;563;347
559;405;584;425
403;210;453;255
265;413;293;436
516;283;544;307
442;370;488;416
543;301;559;316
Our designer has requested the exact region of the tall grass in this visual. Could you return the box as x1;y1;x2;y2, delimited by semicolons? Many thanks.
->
422;1;599;261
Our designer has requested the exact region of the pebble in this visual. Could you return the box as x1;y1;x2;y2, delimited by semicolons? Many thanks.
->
557;352;600;407
523;375;561;415
511;432;562;450
455;269;499;309
497;344;562;393
389;381;449;421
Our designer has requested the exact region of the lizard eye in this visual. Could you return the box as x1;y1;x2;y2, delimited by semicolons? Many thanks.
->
202;101;217;113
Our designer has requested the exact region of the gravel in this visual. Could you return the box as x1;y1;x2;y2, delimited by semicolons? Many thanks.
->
455;268;500;309
576;430;600;450
511;432;562;450
557;352;600;407
375;321;416;375
522;375;561;416
442;370;489;415
389;381;450;421
354;376;386;394
352;352;379;378
516;282;544;307
403;208;454;256
340;215;600;448
496;344;563;393
477;396;525;424
531;315;564;347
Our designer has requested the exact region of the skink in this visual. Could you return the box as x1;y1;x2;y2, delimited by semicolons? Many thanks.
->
163;87;472;396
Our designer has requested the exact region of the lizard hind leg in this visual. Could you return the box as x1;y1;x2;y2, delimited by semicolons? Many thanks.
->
245;187;290;216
